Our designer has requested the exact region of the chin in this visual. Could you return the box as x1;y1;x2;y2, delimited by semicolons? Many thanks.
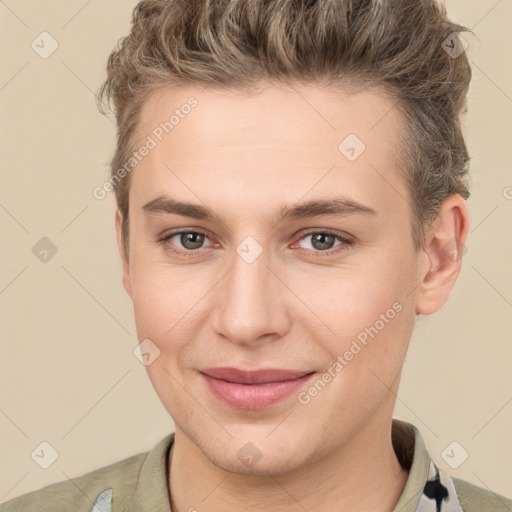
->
193;430;312;477
208;449;303;477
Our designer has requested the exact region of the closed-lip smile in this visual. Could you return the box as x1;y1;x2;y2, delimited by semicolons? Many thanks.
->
199;367;316;409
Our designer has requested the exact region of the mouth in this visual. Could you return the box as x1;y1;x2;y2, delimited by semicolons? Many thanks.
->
199;367;316;410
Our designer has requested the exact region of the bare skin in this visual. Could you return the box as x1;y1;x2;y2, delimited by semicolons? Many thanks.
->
115;82;468;512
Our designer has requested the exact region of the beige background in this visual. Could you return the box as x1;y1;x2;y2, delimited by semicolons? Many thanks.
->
1;0;511;503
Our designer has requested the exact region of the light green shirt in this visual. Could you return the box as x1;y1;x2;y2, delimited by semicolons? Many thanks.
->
1;420;510;511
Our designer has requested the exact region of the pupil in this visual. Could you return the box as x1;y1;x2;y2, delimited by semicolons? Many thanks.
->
182;232;204;249
313;233;334;250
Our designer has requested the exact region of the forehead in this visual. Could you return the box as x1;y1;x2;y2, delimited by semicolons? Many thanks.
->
136;81;403;150
131;82;409;218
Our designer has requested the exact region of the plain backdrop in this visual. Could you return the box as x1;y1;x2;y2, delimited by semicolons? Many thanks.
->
1;0;511;502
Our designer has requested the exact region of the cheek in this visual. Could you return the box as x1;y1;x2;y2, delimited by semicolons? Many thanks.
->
129;267;204;414
290;257;412;329
129;260;213;356
131;274;177;340
289;251;417;370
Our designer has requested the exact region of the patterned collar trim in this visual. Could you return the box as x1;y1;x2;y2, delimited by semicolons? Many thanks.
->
416;461;463;512
90;488;113;512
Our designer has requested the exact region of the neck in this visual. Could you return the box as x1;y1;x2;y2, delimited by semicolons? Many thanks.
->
168;416;409;512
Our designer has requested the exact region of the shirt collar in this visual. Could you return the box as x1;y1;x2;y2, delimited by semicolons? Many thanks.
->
391;420;463;512
92;419;462;512
392;419;432;511
133;432;174;512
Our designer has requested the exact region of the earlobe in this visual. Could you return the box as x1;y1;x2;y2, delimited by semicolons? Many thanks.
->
115;210;132;297
415;195;469;316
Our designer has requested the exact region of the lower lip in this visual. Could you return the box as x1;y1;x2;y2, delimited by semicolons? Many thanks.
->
200;372;316;410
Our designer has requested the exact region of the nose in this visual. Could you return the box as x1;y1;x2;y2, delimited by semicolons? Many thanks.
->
210;244;292;346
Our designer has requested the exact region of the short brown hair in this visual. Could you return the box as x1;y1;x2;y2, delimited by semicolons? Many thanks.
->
97;0;473;257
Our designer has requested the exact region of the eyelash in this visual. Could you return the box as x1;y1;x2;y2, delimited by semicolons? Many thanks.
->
157;229;354;258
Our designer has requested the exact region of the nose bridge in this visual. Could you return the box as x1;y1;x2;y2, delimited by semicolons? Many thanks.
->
211;241;290;344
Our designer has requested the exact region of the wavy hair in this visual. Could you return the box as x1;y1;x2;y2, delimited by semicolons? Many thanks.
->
97;0;473;256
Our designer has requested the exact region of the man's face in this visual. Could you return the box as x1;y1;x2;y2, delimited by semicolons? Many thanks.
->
120;83;428;474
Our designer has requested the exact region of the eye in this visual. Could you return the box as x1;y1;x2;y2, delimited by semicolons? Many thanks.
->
295;230;353;256
157;229;353;257
158;229;216;254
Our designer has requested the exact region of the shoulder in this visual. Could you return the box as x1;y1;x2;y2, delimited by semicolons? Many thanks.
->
453;477;512;512
0;450;148;512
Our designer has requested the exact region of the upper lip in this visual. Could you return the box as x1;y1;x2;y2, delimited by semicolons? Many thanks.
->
200;367;314;384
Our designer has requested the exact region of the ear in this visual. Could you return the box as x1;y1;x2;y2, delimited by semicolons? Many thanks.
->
115;210;132;297
415;194;469;316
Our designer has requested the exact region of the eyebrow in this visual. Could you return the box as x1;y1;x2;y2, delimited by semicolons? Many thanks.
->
142;195;378;223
